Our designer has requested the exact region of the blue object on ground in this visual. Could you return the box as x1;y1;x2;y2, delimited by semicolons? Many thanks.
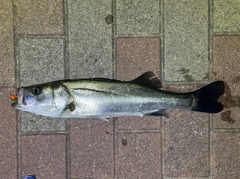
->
22;175;36;179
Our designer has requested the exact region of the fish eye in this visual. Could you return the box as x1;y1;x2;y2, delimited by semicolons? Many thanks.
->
32;87;41;95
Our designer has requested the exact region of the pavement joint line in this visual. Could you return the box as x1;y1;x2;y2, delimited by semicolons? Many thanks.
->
160;0;164;89
212;128;240;132
161;114;165;179
113;118;118;179
12;0;18;89
16;108;21;179
63;0;70;80
112;0;116;80
63;0;68;37
117;129;162;133
212;32;240;35
17;34;66;39
207;0;211;82
65;119;71;179
209;110;213;178
115;34;162;38
208;112;212;178
163;80;211;85
162;0;166;84
209;0;214;83
20;131;68;136
18;126;22;179
159;0;163;36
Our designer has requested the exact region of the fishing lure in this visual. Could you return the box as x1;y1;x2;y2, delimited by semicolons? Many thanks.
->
10;94;18;103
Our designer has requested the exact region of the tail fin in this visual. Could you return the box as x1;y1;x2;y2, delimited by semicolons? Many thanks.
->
192;81;224;113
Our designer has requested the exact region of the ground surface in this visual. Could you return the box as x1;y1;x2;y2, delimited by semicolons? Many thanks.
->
0;0;240;179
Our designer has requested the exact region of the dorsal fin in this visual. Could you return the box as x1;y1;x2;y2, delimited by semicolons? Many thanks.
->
130;71;162;89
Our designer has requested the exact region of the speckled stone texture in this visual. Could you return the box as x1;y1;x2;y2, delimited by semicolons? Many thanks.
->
116;0;160;35
18;38;66;132
163;84;209;177
117;132;161;178
116;37;161;130
212;132;240;179
164;111;209;177
2;0;240;178
70;119;114;178
117;116;161;130
18;38;64;86
0;88;17;179
164;0;209;82
20;112;67;132
17;0;64;34
213;0;240;33
21;135;66;179
68;0;113;79
212;36;240;128
0;1;15;85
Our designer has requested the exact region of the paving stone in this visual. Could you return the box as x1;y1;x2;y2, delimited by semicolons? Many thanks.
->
213;0;240;33
17;0;64;34
18;38;66;132
116;37;161;130
164;83;209;177
164;110;209;177
0;1;15;85
164;0;209;82
20;112;67;133
212;132;240;179
212;36;240;128
116;0;160;35
116;37;161;79
117;132;161;178
18;38;64;86
70;119;114;178
68;0;113;79
117;116;161;130
21;135;66;179
0;88;17;179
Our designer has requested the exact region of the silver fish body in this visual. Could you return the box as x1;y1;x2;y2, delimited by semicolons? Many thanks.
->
12;72;224;120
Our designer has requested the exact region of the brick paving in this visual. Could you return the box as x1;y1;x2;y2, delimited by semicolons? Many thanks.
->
1;0;240;179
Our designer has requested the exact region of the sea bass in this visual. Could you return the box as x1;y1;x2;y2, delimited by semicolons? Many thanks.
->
11;72;224;120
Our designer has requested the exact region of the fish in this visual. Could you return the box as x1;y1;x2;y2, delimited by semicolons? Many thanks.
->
11;71;224;121
22;175;36;179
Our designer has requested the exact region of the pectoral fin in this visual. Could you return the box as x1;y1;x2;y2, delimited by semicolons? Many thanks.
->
65;102;75;111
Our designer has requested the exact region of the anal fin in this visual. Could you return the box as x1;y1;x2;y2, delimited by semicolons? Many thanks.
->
89;117;109;121
144;109;168;117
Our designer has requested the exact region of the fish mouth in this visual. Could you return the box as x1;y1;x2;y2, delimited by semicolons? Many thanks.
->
11;88;26;108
